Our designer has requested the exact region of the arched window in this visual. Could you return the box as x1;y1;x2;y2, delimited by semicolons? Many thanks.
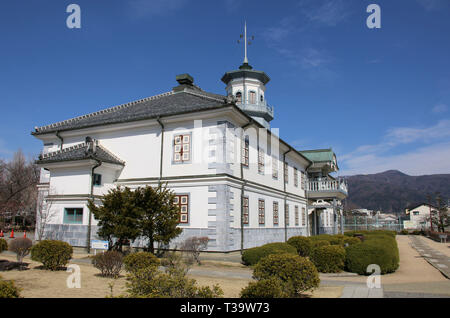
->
249;91;256;104
260;94;264;102
235;92;242;103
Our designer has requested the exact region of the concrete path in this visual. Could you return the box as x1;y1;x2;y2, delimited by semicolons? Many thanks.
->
409;235;450;279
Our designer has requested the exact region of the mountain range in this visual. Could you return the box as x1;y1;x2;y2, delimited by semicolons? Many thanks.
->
343;170;450;213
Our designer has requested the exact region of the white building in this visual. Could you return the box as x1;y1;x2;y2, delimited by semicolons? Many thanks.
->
33;55;348;252
405;203;437;230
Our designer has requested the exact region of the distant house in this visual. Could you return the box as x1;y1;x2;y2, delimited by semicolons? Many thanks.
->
404;203;438;230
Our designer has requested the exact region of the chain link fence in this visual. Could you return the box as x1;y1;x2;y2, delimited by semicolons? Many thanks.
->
343;215;404;232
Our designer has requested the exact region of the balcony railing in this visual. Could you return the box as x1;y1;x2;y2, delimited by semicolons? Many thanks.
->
307;178;348;195
237;101;274;118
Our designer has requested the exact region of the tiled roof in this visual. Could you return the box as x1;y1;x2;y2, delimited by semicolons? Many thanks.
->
36;142;125;166
32;88;229;135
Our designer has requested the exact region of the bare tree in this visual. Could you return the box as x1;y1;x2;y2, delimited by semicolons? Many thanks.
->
35;187;58;241
0;150;40;230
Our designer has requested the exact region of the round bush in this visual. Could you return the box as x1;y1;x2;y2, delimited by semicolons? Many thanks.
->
311;240;330;249
31;240;73;270
123;252;160;273
0;239;7;253
345;238;399;275
342;236;361;246
92;251;123;278
253;253;320;296
240;277;286;298
310;245;346;273
0;279;21;298
242;242;297;266
287;236;313;257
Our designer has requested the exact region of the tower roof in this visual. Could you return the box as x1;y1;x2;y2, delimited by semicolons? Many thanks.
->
221;66;270;85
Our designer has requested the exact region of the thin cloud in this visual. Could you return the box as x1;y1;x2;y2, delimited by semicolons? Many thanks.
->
129;0;188;18
432;103;448;114
339;142;450;176
416;0;448;11
298;0;355;27
340;120;450;175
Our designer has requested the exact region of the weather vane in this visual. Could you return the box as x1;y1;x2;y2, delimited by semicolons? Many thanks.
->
237;21;254;64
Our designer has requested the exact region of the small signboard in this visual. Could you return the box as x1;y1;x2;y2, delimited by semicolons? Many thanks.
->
91;240;109;251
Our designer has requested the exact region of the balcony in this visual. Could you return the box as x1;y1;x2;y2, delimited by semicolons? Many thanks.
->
237;100;274;121
306;178;348;200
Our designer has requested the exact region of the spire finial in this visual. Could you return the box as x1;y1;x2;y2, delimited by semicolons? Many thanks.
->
238;21;254;65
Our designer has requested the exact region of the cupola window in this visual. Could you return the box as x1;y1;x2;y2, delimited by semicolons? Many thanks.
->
249;91;256;104
235;92;242;103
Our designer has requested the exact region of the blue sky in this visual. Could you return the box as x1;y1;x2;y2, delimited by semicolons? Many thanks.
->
0;0;449;176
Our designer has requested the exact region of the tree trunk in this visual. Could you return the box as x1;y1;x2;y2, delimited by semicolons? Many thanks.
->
148;238;154;255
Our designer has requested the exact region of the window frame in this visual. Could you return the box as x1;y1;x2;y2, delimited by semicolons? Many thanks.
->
301;207;306;227
294;168;298;187
63;208;84;224
284;162;289;184
295;205;299;226
235;91;242;103
242;135;249;167
174;194;190;224
242;196;249;225
258;147;265;174
285;204;290;226
249;90;256;104
93;173;102;186
258;199;265;225
173;133;192;164
272;156;279;180
273;201;279;226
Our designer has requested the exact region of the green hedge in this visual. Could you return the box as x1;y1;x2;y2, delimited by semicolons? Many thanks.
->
242;243;297;266
310;245;346;273
345;232;399;275
31;240;73;271
287;236;313;257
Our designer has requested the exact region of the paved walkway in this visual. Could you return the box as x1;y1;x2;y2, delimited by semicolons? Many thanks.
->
409;235;450;279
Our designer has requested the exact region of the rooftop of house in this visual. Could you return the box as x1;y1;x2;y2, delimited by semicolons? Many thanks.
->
32;74;230;136
36;141;125;166
299;149;336;163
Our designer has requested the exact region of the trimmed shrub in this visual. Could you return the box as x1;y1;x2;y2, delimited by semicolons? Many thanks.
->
126;264;223;298
242;242;297;266
0;239;7;253
252;253;320;297
123;252;160;273
92;251;123;278
342;236;362;246
310;245;346;273
287;236;313;257
0;278;21;298
311;240;330;249
9;238;32;264
345;235;399;275
240;277;286;298
31;240;73;270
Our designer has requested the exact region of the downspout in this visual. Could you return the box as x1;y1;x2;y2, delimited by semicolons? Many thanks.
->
305;161;313;236
283;147;292;242
240;119;253;254
56;131;64;150
156;117;165;186
87;157;102;254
